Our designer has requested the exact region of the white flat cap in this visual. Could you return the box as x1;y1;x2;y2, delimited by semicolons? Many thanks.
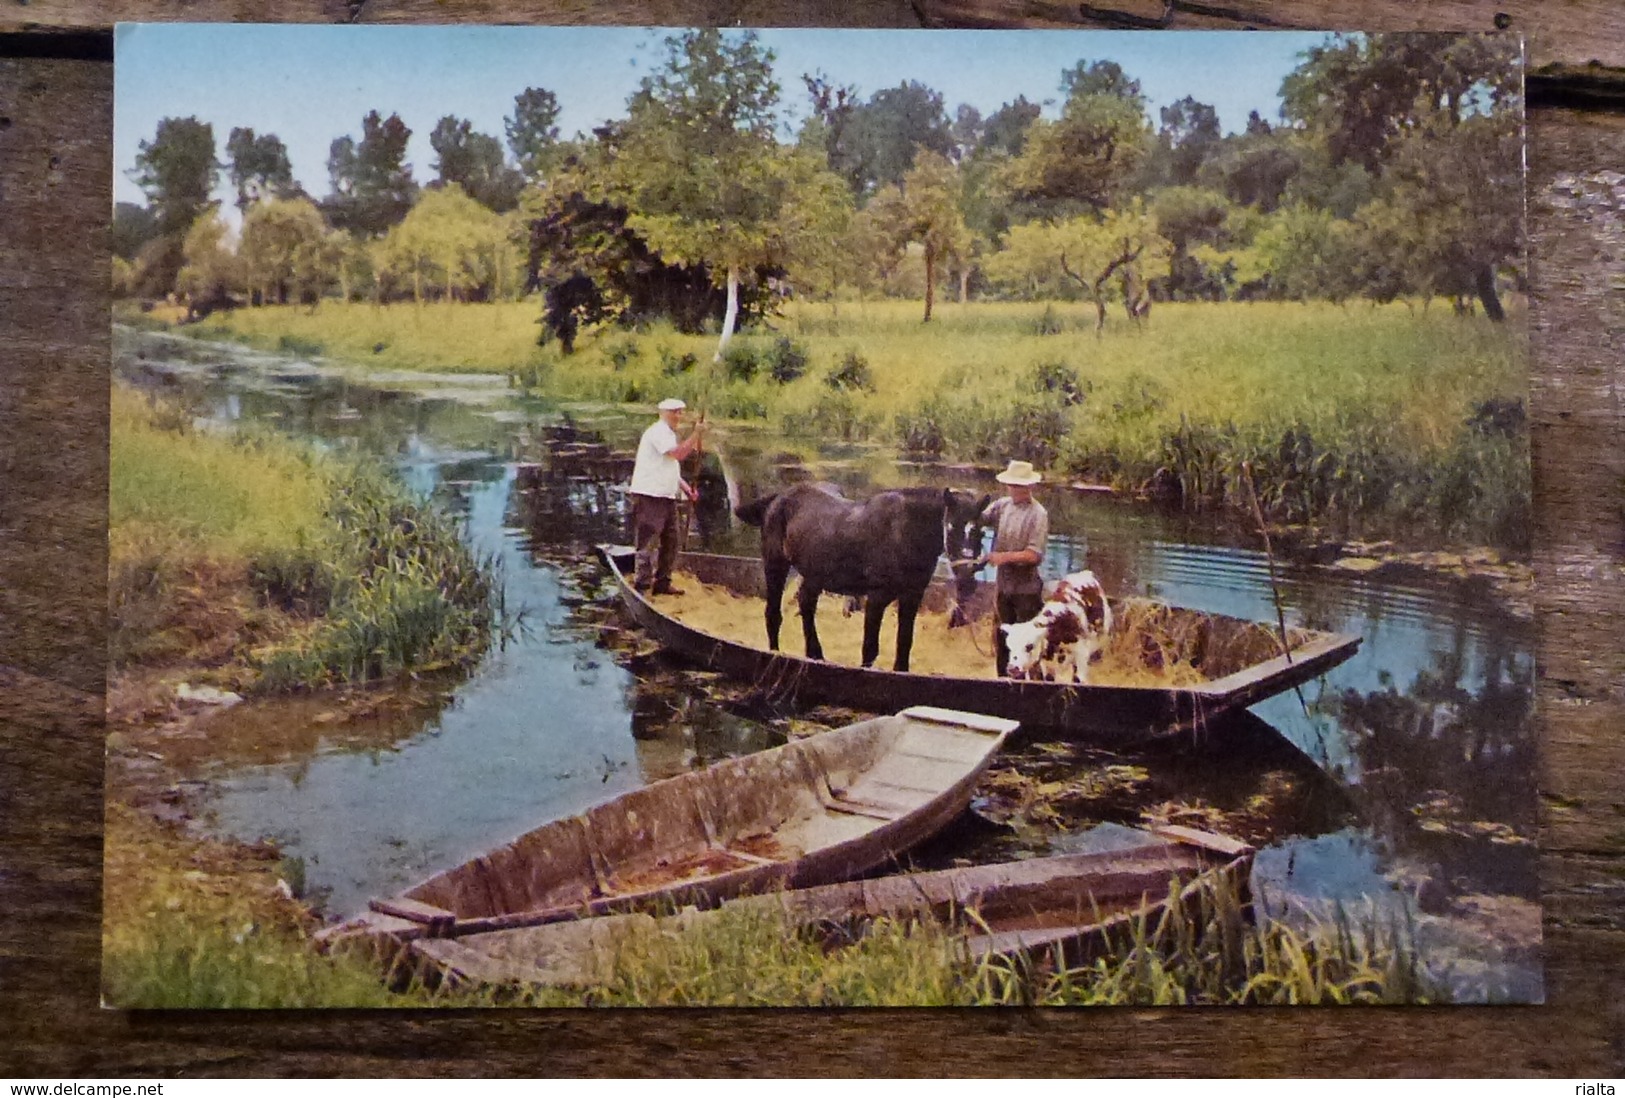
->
657;398;687;411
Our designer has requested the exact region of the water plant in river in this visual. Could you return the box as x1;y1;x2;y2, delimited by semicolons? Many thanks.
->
250;461;500;689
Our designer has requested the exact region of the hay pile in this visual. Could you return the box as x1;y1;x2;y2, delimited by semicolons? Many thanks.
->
651;574;1216;687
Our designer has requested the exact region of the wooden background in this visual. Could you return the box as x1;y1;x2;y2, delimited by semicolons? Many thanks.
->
2;1;1621;1077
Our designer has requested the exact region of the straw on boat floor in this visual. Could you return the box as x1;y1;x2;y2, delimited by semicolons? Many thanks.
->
652;573;1212;686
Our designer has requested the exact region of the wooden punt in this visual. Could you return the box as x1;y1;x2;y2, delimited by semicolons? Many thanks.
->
596;544;1362;739
321;705;1016;950
406;824;1255;990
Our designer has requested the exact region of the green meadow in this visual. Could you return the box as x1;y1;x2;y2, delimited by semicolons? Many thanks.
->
166;295;1530;549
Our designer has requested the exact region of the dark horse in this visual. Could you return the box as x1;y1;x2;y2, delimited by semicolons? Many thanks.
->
734;483;989;672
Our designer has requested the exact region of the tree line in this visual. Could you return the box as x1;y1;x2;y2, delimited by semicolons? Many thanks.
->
114;30;1522;352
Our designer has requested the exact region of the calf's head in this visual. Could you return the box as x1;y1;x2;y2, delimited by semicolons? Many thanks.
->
1000;619;1049;680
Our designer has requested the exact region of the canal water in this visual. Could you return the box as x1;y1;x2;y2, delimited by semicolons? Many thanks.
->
114;325;1542;1002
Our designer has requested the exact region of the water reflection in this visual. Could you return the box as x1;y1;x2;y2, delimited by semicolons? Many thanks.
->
112;325;1540;999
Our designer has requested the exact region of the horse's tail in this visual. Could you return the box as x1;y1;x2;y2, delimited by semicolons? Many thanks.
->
733;493;778;527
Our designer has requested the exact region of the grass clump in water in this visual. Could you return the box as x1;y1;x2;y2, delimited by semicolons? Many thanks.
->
109;382;498;690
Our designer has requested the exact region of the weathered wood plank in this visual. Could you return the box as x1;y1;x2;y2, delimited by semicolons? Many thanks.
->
2;20;1625;1082
910;0;1625;70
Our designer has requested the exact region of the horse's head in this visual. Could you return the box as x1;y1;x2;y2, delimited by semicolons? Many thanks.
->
940;488;992;562
942;489;992;628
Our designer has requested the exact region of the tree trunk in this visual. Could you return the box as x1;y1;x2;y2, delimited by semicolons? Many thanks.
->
714;264;741;362
959;266;969;304
923;243;935;323
1475;263;1506;322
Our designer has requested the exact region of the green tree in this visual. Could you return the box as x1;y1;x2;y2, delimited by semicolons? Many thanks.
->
431;115;525;212
1282;32;1520;317
841;81;956;197
1006;64;1150;216
111;202;162;262
1151;186;1232;299
985;205;1168;331
225;127;298;213
863;150;970;323
378;184;505;304
506;87;563;180
612;29;847;360
324;111;419;238
1159;96;1221;186
1254;203;1360;302
239;197;329;305
130;116;219;239
174;209;241;306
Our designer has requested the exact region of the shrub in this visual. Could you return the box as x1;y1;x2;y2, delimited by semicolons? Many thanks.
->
721;341;763;383
796;389;876;441
895;404;947;458
825;350;875;392
1033;303;1065;336
277;334;324;358
1031;359;1088;406
605;337;641;371
766;337;811;384
660;348;699;377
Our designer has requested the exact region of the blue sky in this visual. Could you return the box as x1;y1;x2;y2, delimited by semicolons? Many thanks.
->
114;25;1329;218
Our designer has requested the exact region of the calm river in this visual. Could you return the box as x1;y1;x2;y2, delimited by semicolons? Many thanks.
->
115;325;1542;1002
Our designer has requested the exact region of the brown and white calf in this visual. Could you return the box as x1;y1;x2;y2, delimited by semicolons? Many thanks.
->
1000;570;1113;684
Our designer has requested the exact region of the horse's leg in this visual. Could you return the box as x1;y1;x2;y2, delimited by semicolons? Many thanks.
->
892;589;924;673
764;557;789;651
860;595;893;669
798;582;825;661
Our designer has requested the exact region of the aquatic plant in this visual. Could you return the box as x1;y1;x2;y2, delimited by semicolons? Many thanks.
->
251;461;499;690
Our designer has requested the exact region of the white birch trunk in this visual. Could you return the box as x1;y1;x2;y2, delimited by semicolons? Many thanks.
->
714;264;741;363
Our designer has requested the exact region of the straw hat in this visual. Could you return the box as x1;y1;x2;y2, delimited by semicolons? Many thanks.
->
995;459;1043;486
657;398;687;411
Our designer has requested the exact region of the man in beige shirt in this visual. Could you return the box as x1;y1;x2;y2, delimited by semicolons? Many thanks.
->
979;459;1051;677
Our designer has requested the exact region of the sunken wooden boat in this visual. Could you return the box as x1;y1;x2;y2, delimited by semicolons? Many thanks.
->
596;545;1361;738
322;705;1016;950
406;824;1255;990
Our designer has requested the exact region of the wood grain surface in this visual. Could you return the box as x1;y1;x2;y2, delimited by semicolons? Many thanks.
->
2;8;1623;1078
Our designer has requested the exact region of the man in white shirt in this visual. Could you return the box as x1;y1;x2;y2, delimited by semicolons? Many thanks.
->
628;397;707;595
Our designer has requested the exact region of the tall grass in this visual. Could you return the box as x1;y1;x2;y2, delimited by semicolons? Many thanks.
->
109;383;498;687
102;805;405;1008
159;297;1528;548
459;873;1440;1008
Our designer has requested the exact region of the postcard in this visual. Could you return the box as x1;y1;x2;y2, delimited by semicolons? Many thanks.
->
106;24;1535;1006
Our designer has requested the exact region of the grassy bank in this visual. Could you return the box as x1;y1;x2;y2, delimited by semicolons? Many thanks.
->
133;296;1529;549
110;383;498;690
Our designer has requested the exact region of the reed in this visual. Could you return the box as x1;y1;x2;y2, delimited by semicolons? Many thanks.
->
447;870;1440;1007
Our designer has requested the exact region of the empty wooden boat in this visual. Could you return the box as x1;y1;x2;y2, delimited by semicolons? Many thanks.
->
322;705;1017;950
405;824;1255;990
596;545;1362;739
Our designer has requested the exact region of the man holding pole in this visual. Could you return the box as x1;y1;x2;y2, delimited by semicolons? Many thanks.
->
628;397;707;595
